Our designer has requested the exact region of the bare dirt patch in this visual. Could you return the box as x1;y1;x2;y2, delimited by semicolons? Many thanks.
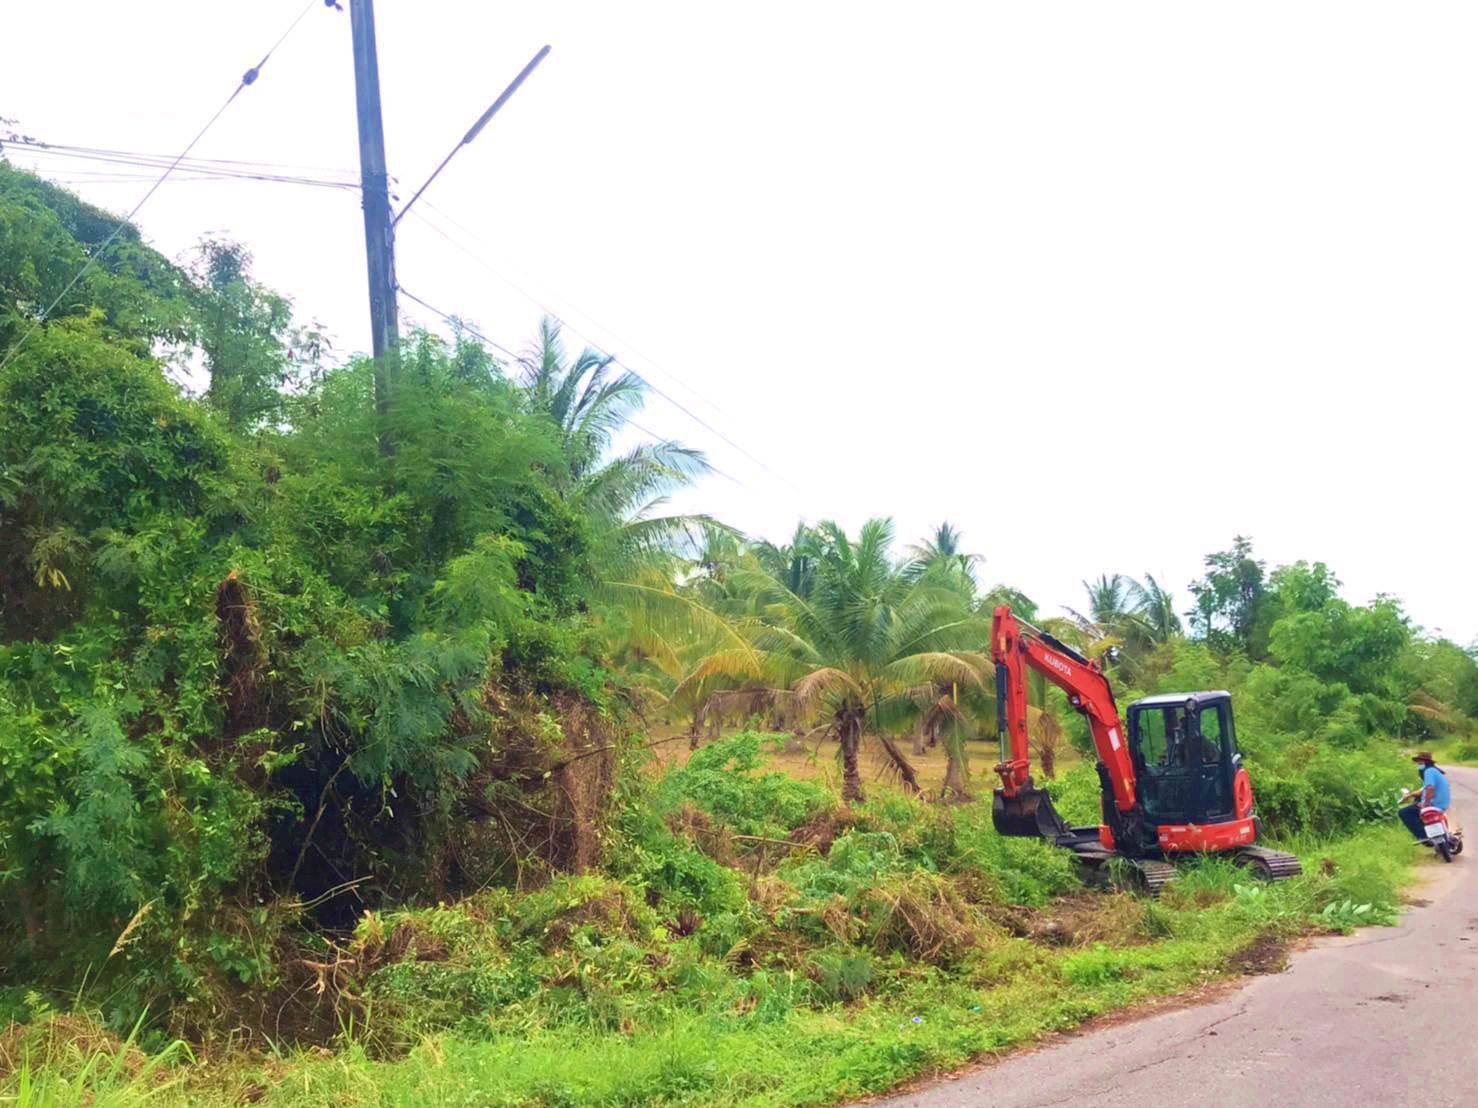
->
1228;931;1291;975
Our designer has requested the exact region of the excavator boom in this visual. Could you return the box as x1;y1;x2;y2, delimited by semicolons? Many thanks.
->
990;606;1136;847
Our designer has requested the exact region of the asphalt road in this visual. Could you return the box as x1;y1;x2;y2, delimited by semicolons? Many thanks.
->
881;764;1478;1108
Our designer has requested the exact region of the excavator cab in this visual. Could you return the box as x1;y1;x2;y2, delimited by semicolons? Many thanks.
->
1126;692;1240;827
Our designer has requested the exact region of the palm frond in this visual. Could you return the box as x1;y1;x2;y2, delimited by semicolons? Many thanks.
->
792;666;864;709
600;579;761;670
874;652;987;693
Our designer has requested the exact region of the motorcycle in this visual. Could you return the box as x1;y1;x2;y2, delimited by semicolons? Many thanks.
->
1402;790;1464;863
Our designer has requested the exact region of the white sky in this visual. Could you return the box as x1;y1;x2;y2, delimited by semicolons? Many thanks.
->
4;2;1475;642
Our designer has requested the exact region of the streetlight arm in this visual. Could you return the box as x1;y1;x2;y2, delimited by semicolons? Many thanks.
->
393;44;551;226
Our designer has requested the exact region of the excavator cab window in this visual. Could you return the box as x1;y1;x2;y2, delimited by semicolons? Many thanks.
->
1130;705;1196;821
1128;697;1238;825
1195;700;1236;819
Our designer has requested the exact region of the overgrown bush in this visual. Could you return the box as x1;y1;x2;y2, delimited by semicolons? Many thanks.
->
0;169;632;1025
655;731;831;838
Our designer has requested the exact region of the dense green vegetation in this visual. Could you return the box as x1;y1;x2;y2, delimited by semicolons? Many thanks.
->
2;162;1477;1104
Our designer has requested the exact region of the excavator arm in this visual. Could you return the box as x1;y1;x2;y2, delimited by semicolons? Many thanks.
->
991;605;1140;844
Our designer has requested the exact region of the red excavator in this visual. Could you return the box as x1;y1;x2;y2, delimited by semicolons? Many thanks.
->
990;605;1301;891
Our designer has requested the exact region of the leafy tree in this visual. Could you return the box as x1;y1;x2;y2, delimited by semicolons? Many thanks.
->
1268;593;1410;699
1187;536;1268;655
0;317;240;641
1266;560;1341;618
1397;637;1478;738
0;163;193;357
194;240;298;429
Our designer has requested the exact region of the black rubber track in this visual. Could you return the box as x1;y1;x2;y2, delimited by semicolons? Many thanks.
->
1234;846;1304;880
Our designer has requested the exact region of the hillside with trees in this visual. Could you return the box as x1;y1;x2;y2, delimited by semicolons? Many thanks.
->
3;163;1477;1104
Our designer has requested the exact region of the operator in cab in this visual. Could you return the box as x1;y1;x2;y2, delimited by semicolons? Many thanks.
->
1399;751;1451;841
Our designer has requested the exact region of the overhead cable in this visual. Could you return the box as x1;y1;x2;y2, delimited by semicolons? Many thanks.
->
0;0;327;373
400;207;807;498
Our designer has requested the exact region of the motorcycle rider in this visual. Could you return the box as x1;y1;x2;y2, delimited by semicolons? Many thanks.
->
1399;751;1451;841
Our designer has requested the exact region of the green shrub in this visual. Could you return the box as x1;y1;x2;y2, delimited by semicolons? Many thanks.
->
656;731;832;837
607;794;752;927
782;831;906;902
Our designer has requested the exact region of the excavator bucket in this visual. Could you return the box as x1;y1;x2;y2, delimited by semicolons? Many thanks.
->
993;785;1071;842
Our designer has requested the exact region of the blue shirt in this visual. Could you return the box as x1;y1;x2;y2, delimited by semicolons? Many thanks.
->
1423;766;1451;811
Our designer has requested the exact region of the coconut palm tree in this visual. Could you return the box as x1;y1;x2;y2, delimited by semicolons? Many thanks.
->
518;317;642;477
913;679;975;799
679;518;988;803
1128;573;1182;643
516;316;722;578
1074;573;1137;627
904;521;980;593
752;523;820;601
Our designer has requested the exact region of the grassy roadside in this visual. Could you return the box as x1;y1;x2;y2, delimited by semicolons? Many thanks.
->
182;828;1416;1108
1;792;1421;1106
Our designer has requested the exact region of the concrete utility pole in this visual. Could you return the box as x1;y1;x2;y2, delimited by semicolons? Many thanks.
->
348;0;398;423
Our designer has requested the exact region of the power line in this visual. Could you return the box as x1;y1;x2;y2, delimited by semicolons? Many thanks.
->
4;155;358;191
0;138;359;177
420;197;733;426
0;0;326;374
399;206;807;498
397;284;520;362
396;284;743;487
4;144;359;189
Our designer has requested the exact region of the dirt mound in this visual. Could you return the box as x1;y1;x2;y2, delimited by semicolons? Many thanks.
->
788;807;856;853
988;891;1151;948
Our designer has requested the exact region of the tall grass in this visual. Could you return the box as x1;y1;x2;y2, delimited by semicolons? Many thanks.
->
0;1013;189;1107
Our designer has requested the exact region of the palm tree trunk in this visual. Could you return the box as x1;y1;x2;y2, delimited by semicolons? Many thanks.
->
877;732;923;796
840;715;865;804
942;729;972;801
